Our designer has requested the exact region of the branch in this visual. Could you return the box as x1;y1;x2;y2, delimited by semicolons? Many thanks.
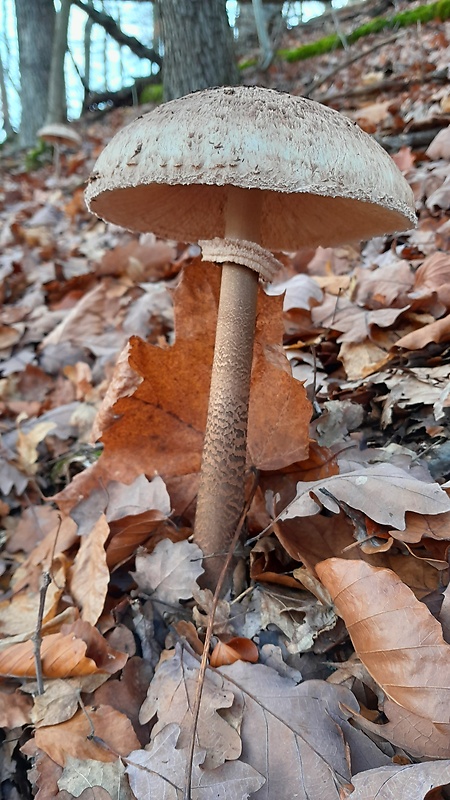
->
71;0;162;66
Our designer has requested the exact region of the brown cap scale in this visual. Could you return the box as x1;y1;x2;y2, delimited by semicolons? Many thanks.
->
86;86;416;589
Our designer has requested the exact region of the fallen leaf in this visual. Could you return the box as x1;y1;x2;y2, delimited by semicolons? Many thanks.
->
352;697;450;759
69;514;110;625
0;688;32;727
57;756;134;799
394;313;450;349
348;762;450;799
132;538;204;606
316;559;450;722
127;723;265;800
279;463;450;530
35;705;140;765
93;260;310;484
16;420;56;474
312;293;407;343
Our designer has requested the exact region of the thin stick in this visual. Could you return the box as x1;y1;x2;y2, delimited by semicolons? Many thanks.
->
184;472;259;800
32;515;62;695
33;571;52;696
305;33;400;97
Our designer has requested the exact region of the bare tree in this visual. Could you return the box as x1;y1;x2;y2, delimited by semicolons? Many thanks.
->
157;0;239;101
46;0;72;124
0;51;13;138
15;0;55;147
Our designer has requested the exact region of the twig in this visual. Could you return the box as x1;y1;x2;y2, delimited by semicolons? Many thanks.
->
32;515;62;695
305;33;400;97
33;571;52;696
184;472;259;800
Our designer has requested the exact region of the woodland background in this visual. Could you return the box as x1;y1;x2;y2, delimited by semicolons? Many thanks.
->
2;0;450;798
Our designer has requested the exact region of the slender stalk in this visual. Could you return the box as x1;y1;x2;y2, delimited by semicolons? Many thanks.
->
194;187;261;590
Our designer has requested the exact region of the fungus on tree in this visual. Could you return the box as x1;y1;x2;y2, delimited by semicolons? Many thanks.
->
85;85;416;589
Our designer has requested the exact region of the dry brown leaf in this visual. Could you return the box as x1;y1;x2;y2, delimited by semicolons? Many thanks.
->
352;697;450;759
60;619;128;674
16;420;56;474
312;292;408;343
394;313;450;349
93;260;310;485
388;509;450;543
0;688;32;727
35;704;140;766
93;656;153;745
57;756;133;799
316;558;450;723
106;515;188;569
69;514;110;625
0;561;66;638
127;724;264;800
279;462;450;530
0;633;99;678
132;539;204;606
348;761;450;799
354;261;414;308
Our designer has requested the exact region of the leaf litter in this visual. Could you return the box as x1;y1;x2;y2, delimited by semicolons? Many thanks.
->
3;8;450;799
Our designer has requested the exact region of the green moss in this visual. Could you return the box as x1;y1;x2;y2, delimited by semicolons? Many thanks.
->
276;0;450;63
139;83;163;104
25;138;50;171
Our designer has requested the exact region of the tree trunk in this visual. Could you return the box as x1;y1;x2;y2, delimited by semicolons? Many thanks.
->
158;0;239;101
15;0;55;147
0;52;14;139
46;0;72;124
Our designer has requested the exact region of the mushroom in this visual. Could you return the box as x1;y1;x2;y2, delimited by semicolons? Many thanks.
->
85;86;416;589
37;122;82;178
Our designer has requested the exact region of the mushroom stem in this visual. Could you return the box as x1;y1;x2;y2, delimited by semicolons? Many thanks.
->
194;187;261;589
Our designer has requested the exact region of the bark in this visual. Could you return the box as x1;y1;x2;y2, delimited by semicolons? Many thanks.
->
46;0;71;124
158;0;239;101
0;52;13;139
15;0;55;147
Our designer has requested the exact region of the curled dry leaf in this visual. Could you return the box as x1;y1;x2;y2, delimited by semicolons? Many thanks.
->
348;761;450;799
279;462;450;530
0;633;99;679
210;637;259;668
351;697;450;760
69;513;110;625
35;704;140;766
316;558;450;723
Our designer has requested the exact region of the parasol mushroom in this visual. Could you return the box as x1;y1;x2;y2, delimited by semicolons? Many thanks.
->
85;85;416;589
37;122;82;178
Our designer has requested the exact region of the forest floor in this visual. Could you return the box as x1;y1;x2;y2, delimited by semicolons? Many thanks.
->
1;2;450;798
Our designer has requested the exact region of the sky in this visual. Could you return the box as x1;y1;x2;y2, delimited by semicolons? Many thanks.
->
0;0;333;143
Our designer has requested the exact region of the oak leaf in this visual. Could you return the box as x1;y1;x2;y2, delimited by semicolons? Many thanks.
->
94;259;310;485
279;462;450;530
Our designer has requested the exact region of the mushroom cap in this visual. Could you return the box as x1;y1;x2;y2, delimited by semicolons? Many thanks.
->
38;123;82;148
86;86;416;250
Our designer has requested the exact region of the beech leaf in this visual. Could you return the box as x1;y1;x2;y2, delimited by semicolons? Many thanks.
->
316;559;450;723
280;463;450;529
